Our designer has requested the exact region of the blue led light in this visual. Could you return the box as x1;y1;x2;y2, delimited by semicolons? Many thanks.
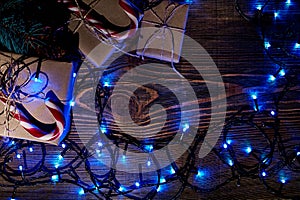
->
70;101;75;107
295;43;300;48
226;139;232;144
274;12;278;18
100;126;107;134
279;69;285;76
19;165;23;171
228;160;234;166
29;147;33;152
264;42;271;49
197;170;205;177
170;168;175;174
280;178;286;184
160;177;166;183
262;171;267;177
269;75;276;81
245;147;252;154
78;188;85;195
271;111;276;116
61;143;66;149
182;123;190;132
157;185;162;192
251;94;257;100
122;155;126;160
73;73;77;78
16;154;21;159
144;145;154;152
58;155;63;160
97;142;103;147
297;152;300;156
54;163;59;169
119;186;125;192
135;182;140;187
223;143;228;149
104;82;110;87
51;175;59;182
256;5;262;10
286;0;291;5
147;160;151;167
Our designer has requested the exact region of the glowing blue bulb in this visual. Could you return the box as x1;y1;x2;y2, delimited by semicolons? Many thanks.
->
280;179;286;184
34;77;38;82
170;168;175;174
58;155;63;160
61;143;66;149
147;160;151;166
160;178;166;183
100;126;107;134
55;164;59;169
51;175;59;182
16;154;21;159
29;147;33;152
228;160;234;166
297;152;300;156
135;182;140;187
11;141;15;145
182;123;190;132
78;188;85;195
73;73;77;78
245;147;252;154
252;94;257;100
274;12;278;18
262;171;267;177
295;43;300;48
264;42;271;49
223;143;228;149
197;170;205;177
119;186;125;192
145;145;154;152
286;0;291;5
104;82;110;87
269;75;276;81
271;111;276;116
70;101;75;107
19;165;23;171
10;198;15;200
122;155;126;160
97;142;103;147
256;5;262;10
157;186;162;192
279;69;285;76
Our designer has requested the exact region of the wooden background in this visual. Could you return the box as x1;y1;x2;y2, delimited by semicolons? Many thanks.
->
1;0;300;199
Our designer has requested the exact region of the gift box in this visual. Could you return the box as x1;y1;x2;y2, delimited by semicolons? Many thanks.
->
0;51;76;145
136;1;189;63
65;0;141;67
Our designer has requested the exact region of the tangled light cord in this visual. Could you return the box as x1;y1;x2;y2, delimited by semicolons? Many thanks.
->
0;0;299;199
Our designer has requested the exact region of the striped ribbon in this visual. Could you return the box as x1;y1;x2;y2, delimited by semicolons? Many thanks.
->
58;0;142;40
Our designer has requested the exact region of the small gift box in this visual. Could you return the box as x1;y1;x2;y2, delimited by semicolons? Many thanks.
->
0;51;76;145
64;0;141;67
136;1;189;63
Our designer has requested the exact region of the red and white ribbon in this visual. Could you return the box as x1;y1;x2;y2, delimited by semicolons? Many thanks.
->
58;0;141;40
0;93;66;142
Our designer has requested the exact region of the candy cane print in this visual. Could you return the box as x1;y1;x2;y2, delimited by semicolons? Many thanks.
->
58;0;141;40
0;91;66;142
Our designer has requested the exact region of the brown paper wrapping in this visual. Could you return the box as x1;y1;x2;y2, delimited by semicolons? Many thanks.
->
136;1;189;63
68;0;132;67
0;52;75;145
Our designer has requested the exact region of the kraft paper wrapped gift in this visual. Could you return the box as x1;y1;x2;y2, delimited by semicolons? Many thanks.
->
68;0;133;67
0;52;76;145
136;1;189;63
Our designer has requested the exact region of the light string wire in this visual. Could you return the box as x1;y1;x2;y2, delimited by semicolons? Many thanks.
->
0;0;299;199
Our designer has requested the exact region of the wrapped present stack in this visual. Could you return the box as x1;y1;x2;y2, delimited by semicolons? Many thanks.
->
0;52;76;145
0;0;190;145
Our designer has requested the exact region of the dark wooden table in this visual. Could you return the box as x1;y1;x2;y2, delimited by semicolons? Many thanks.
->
0;0;299;199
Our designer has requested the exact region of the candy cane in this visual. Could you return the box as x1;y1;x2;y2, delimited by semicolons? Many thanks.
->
0;91;66;142
58;0;141;40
